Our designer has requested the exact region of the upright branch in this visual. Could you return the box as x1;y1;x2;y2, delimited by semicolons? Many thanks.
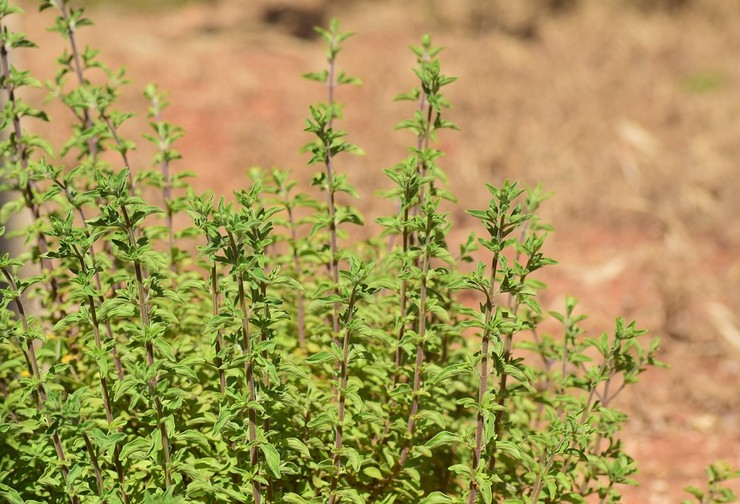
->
41;0;97;157
0;256;79;504
387;34;457;379
44;215;129;502
88;170;172;489
190;194;228;394
376;157;427;440
121;200;172;489
221;185;283;504
144;84;183;270
395;36;458;234
465;181;529;503
268;170;317;351
325;258;376;504
45;0;139;192
232;249;261;504
0;15;59;297
399;201;435;467
303;19;362;344
47;167;126;381
489;190;555;472
468;248;500;504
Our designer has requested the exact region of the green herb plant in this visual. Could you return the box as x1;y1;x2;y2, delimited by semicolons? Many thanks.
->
0;1;736;503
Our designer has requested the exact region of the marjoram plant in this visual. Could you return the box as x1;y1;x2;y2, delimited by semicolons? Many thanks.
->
0;2;737;503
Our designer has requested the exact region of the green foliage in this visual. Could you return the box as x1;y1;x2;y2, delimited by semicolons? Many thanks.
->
0;2;734;503
682;462;740;504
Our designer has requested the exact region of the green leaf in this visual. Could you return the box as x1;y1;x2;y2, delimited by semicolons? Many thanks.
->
425;431;463;449
419;492;454;503
682;486;704;499
363;466;383;480
260;443;282;478
282;494;308;504
430;363;467;385
343;447;361;473
305;351;335;364
0;484;25;504
286;438;311;459
173;364;199;382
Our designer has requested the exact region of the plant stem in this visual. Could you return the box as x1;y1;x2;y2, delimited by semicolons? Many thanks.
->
328;287;358;504
369;214;434;501
82;432;105;496
210;263;227;395
236;272;262;504
73;247;129;502
120;205;172;489
381;89;431;445
0;25;59;298
2;268;79;504
324;54;341;343
158;128;175;272
372;207;411;448
48;6;135;383
387;87;427;251
392;207;411;380
489;276;528;473
259;282;274;501
50;175;126;381
56;1;98;158
57;2;137;193
227;227;261;503
283;196;306;350
468;228;502;504
530;438;567;503
531;358;609;502
399;216;432;468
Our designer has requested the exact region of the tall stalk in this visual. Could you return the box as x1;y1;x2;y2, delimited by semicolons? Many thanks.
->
49;0;138;193
468;235;500;504
328;286;358;504
227;228;262;504
378;35;457;451
145;84;182;271
2;267;80;504
320;25;341;341
271;171;308;350
120;203;172;488
0;20;58;298
210;260;227;395
465;182;529;503
70;245;128;498
49;173;126;380
326;259;372;504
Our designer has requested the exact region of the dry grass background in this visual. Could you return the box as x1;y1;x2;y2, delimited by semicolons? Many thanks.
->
16;0;740;501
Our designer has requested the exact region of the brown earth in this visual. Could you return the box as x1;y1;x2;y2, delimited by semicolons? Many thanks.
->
17;0;740;501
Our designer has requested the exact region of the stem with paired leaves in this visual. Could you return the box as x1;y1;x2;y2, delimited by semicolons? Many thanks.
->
1;266;79;504
227;228;262;504
465;181;529;503
118;200;172;489
0;19;59;299
326;259;374;504
144;84;183;270
303;19;362;347
69;241;129;501
328;285;358;504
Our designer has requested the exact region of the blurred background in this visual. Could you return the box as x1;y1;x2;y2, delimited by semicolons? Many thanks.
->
16;0;740;501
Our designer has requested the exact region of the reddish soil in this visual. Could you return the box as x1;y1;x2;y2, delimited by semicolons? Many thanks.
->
17;0;740;501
